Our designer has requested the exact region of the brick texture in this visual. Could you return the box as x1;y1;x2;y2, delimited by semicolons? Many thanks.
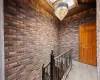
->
97;0;100;79
4;0;97;80
59;8;96;61
4;0;58;80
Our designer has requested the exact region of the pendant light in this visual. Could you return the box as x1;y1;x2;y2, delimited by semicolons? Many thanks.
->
55;2;68;20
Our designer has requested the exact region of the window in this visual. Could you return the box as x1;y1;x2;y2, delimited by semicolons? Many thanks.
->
63;0;74;7
49;0;57;3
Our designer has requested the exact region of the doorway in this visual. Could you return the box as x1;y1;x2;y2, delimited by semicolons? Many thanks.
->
79;22;97;66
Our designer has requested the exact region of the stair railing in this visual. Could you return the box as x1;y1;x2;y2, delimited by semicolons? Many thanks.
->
42;49;73;80
42;62;50;80
54;49;73;80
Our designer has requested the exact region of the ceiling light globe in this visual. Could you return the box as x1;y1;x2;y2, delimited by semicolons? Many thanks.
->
55;2;68;20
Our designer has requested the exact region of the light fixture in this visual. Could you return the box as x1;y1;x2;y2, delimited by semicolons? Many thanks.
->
55;2;68;20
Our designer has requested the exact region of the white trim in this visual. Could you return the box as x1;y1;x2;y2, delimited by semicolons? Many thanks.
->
0;0;5;80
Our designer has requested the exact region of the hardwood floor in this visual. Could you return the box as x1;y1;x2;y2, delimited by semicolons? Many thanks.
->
66;61;97;80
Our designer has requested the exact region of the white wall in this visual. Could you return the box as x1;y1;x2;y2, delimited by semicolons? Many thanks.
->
97;0;100;80
0;0;5;80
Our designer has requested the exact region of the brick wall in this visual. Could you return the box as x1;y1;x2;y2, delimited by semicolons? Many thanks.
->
59;8;96;61
4;0;98;79
4;0;58;80
97;0;100;79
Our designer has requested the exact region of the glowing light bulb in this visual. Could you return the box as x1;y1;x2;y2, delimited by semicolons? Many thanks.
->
55;2;68;20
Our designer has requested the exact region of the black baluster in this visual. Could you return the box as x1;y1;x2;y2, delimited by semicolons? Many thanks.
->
50;50;55;80
42;64;45;80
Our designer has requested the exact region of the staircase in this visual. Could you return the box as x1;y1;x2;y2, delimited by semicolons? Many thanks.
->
42;49;73;80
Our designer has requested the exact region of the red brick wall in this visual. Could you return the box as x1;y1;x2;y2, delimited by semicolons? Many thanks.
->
4;0;58;80
59;8;96;61
4;0;97;80
97;0;100;79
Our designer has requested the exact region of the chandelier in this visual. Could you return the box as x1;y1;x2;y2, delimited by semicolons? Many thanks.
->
55;2;68;20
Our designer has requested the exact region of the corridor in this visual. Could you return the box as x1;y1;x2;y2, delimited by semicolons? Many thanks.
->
66;61;97;80
3;0;99;80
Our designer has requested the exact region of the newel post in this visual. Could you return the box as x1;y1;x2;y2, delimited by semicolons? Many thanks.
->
42;64;45;80
50;50;55;80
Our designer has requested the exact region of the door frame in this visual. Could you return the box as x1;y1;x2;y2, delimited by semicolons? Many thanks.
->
0;0;5;80
78;21;97;66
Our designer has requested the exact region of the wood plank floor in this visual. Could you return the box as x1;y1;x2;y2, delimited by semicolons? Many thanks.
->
66;61;97;80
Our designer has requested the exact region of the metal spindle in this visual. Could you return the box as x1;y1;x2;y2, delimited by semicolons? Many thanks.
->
42;49;73;80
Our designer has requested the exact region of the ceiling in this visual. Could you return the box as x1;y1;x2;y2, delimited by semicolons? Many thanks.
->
28;0;96;19
78;0;96;5
66;0;96;17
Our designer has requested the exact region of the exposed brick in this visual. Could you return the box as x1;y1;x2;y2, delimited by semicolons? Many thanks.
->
4;1;97;80
4;0;58;80
59;8;96;61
